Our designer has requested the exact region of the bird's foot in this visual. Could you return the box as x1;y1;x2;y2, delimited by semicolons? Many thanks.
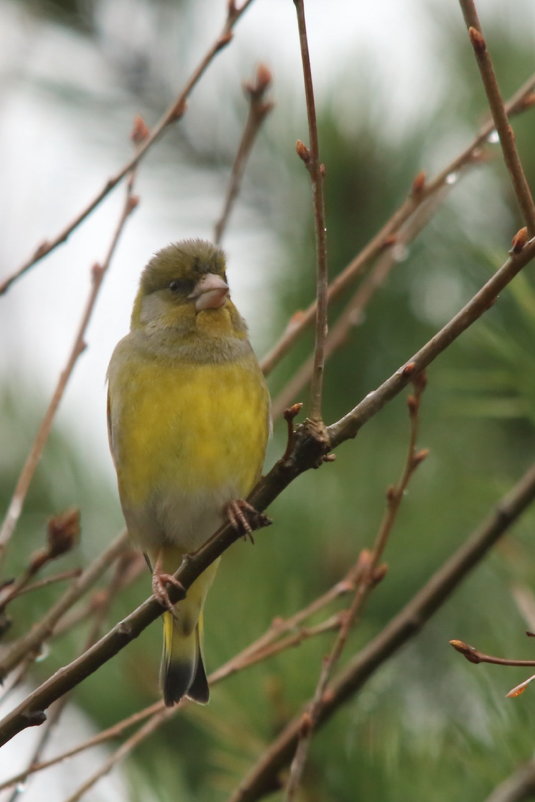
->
226;499;271;544
152;570;185;616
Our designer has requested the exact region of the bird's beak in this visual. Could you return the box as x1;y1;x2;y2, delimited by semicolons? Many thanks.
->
188;273;229;311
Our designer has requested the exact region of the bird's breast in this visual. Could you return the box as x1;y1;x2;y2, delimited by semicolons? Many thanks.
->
108;346;269;550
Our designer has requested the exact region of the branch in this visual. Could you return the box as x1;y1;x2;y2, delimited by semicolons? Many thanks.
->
328;233;535;448
260;71;535;377
271;189;444;418
214;64;273;245
0;566;355;793
0;0;257;295
230;461;535;801
293;0;329;424
283;376;427;799
0;509;80;610
0;160;140;561
0;532;128;683
459;0;535;234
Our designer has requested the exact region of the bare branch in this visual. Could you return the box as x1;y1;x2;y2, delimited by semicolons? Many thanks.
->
284;376;427;799
260;72;535;377
0;164;139;561
328;235;535;448
214;64;273;245
293;0;329;424
0;532;128;683
459;0;535;233
0;0;258;295
230;461;535;801
271;191;445;418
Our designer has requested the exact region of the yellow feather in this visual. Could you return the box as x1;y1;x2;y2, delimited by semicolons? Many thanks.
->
107;240;270;705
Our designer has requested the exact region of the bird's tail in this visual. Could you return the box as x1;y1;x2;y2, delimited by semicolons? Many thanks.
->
158;550;220;706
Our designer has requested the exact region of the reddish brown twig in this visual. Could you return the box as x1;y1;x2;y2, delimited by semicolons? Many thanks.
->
459;0;535;234
7;548;134;802
230;461;535;802
0;509;80;610
214;64;273;245
0;159;140;563
0;556;366;795
0;0;258;296
0;532;128;682
260;72;535;378
271;190;445;418
284;375;427;799
450;638;535;699
449;639;535;667
293;0;329;424
328;235;535;448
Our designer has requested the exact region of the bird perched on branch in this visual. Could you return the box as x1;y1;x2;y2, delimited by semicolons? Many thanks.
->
107;240;270;705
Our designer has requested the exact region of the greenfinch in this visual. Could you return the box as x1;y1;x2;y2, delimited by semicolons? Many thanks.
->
107;240;270;705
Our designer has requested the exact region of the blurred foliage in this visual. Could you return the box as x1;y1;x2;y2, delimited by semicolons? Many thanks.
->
2;2;535;801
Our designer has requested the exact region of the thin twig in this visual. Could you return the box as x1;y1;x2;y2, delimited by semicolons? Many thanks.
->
0;508;80;610
260;72;535;378
0;560;363;794
8;569;82;599
284;376;427;799
0;702;163;795
327;233;535;448
0;164;140;563
51;552;145;641
214;64;273;245
7;548;134;802
0;0;257;295
459;0;535;234
229;461;535;802
271;190;445;418
63;707;170;802
293;0;329;424
0;531;128;682
57;592;354;802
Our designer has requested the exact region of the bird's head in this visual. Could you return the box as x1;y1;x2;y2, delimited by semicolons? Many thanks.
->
131;240;247;340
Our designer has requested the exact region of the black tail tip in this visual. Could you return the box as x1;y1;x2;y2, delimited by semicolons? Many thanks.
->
162;658;210;706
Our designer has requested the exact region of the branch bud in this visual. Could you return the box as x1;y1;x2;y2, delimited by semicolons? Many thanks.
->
402;361;417;377
510;226;529;254
372;562;388;585
411;171;426;197
468;27;486;54
299;710;313;736
412;448;430;467
449;639;481;663
296;139;311;164
284;402;303;423
47;508;80;559
131;115;150;146
245;63;272;99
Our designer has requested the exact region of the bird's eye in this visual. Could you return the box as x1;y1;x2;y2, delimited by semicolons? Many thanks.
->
168;279;193;293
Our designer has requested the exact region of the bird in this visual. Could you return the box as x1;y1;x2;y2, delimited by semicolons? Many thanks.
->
107;239;270;705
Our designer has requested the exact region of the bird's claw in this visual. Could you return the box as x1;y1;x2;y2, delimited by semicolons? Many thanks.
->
226;499;271;544
152;571;185;616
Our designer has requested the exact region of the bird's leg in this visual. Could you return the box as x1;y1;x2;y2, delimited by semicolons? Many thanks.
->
151;550;185;616
225;499;271;544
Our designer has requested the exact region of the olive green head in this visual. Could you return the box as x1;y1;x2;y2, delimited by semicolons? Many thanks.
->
139;240;228;298
130;239;247;341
